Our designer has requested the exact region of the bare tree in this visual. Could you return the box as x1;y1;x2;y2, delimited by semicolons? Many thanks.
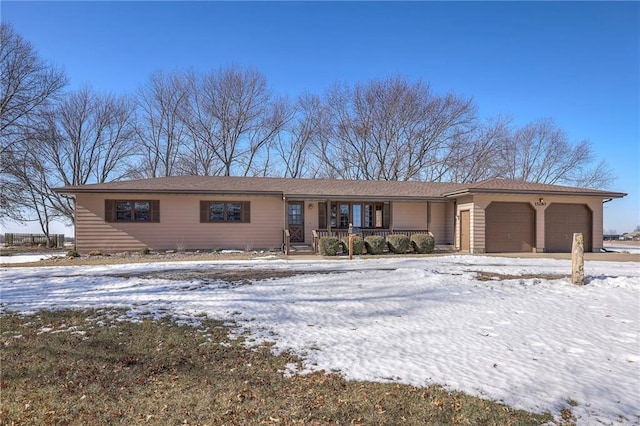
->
132;71;189;178
0;23;67;222
313;76;476;181
7;143;63;244
0;23;67;152
497;118;614;188
273;93;324;178
179;70;228;176
31;86;136;220
444;116;510;183
182;65;289;177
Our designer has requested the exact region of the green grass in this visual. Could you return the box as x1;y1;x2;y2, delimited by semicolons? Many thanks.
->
1;309;553;425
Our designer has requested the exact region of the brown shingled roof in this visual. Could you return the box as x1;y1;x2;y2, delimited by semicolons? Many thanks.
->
54;176;466;200
441;178;626;198
54;176;626;200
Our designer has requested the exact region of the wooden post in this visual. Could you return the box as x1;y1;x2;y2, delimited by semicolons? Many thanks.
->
571;233;585;285
283;229;290;256
349;234;354;260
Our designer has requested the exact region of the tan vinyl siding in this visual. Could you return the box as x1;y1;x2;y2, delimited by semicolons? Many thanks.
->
392;202;428;229
535;204;546;253
429;202;453;245
456;201;474;251
75;193;284;252
472;206;485;253
591;202;603;251
444;202;455;245
304;201;319;244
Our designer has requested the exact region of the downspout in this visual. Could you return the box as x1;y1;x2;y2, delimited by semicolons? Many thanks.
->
453;200;458;250
282;194;287;252
73;197;77;251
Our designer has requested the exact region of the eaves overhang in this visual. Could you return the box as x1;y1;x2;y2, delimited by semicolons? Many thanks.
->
53;187;285;197
283;193;448;202
441;188;627;199
54;188;450;202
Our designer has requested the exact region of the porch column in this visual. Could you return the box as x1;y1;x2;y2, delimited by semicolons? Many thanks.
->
534;201;547;253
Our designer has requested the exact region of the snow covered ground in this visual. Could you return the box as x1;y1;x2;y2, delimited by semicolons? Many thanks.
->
603;243;640;254
0;252;64;264
1;255;639;425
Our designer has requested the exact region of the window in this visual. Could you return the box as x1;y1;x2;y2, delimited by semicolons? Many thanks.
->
116;201;132;221
339;204;349;228
288;203;303;225
352;204;362;227
200;201;250;223
330;204;338;228
105;200;159;223
226;202;242;222
210;202;225;221
328;202;386;229
364;204;374;228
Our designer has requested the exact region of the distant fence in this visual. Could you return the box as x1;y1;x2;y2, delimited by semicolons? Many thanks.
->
4;233;65;248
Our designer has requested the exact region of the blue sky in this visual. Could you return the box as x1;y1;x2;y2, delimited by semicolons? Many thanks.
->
2;1;639;234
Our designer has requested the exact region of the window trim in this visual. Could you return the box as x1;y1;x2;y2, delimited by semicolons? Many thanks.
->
200;200;251;223
328;202;386;229
105;199;160;223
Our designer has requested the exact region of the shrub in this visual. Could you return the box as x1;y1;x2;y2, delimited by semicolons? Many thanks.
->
319;237;342;256
411;233;436;254
386;234;411;254
66;249;80;258
140;247;150;255
341;236;364;255
364;235;386;255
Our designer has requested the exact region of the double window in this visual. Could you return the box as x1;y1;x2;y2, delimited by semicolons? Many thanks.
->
200;201;250;223
105;200;160;222
329;202;385;229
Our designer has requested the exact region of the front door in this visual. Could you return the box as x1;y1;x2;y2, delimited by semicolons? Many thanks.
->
460;210;470;252
288;202;304;243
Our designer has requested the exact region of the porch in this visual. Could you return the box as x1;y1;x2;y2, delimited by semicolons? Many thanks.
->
284;228;441;255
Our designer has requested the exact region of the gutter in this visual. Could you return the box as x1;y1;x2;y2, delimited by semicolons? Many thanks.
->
53;188;285;197
442;188;627;199
283;194;448;202
54;188;449;202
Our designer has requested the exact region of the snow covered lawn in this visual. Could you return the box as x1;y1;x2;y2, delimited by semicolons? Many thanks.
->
0;252;64;265
604;243;640;255
2;255;639;425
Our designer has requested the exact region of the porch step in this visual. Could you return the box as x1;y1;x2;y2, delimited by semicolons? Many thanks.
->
288;244;315;255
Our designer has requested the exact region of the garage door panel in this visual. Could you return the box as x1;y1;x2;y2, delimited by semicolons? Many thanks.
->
545;204;592;252
486;202;535;253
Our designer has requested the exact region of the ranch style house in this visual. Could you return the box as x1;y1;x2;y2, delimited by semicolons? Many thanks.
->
55;176;626;254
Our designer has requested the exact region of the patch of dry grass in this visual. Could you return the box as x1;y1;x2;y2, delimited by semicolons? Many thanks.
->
1;250;279;268
475;271;568;281
1;309;554;425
